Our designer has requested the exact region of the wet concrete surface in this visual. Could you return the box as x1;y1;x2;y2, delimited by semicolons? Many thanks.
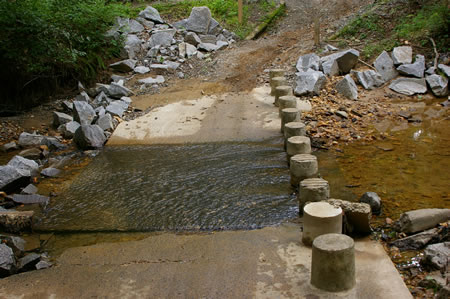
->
0;224;412;299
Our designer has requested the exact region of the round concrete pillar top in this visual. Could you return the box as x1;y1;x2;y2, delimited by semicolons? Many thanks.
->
304;202;342;218
285;122;305;129
313;233;354;251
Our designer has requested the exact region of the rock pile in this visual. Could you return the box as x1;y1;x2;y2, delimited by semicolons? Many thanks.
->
294;45;448;101
0;234;52;278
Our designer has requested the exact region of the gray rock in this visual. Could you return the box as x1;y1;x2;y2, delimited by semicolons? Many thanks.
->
149;29;176;47
185;6;212;34
422;242;450;270
396;208;450;233
336;74;358;100
0;235;25;257
164;61;180;70
138;75;165;85
40;167;60;177
359;192;382;215
185;32;202;46
321;58;339;77
391;46;412;65
120;97;132;105
353;70;384;90
36;260;52;270
41;136;65;151
62;100;73;111
116;17;144;34
18;253;40;272
296;53;320;72
185;43;198;58
73;101;96;125
178;42;187;58
197;51;205;59
95;106;106;118
110;59;137;73
397;54;425;78
325;44;338;52
106;100;128;118
150;64;169;73
146;46;160;58
216;40;228;51
374;51;398;82
294;69;327;96
107;82;132;99
21;184;38;195
390;227;441;251
321;49;359;74
198;42;217;52
18;148;41;160
335;111;348;119
11;194;49;205
426;74;449;97
425;67;436;75
173;19;187;30
53;112;72;128
0;244;15;277
134;66;150;74
326;199;372;234
138;6;164;24
75;91;90;102
124;34;142;59
7;156;39;176
93;91;111;108
73;125;106;150
208;18;222;35
18;132;44;147
96;113;114;131
438;64;450;77
59;121;80;139
199;34;217;44
389;77;427;95
111;75;125;83
1;142;18;152
0;210;34;233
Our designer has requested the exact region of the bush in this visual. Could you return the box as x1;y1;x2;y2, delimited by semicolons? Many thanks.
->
0;0;133;113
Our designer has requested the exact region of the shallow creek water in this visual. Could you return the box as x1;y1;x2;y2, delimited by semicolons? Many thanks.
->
10;115;450;255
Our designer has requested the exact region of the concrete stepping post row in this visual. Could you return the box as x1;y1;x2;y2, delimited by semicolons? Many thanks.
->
269;69;355;293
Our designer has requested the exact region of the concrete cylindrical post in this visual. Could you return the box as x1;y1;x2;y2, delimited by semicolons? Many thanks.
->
269;69;285;80
286;136;311;161
298;178;329;213
281;108;301;133
302;202;342;246
311;233;356;292
284;122;306;150
290;154;318;187
274;86;293;107
270;77;287;96
278;95;297;116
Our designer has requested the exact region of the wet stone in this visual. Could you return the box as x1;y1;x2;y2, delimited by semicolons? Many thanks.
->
21;184;38;195
11;194;49;205
359;191;382;215
41;167;61;178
